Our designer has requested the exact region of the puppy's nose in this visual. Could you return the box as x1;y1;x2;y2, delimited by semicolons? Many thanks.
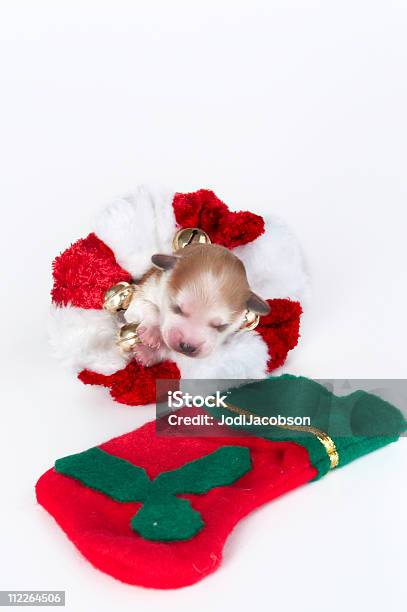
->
179;341;197;355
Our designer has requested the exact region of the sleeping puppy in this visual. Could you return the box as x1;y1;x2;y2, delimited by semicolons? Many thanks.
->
124;243;270;367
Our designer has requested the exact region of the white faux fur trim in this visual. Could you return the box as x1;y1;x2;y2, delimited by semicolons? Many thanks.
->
94;184;176;279
49;305;129;375
233;216;310;304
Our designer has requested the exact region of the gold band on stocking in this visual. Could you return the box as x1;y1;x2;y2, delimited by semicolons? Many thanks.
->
224;402;339;470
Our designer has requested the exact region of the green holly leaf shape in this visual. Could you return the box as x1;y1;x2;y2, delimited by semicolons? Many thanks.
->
131;497;203;542
55;445;251;542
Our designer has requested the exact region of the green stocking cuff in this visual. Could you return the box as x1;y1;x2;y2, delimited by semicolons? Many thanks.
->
213;375;406;479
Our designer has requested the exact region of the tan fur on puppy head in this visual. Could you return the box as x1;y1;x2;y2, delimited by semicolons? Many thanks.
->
151;244;270;358
168;244;250;315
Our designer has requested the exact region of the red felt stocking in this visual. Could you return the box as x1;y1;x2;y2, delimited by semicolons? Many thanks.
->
36;419;316;589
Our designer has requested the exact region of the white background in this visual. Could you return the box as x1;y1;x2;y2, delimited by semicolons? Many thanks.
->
1;1;406;610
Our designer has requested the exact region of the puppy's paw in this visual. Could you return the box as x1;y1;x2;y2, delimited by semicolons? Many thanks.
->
137;324;162;349
133;344;162;368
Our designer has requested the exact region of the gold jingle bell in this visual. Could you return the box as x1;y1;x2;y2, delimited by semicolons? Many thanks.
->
103;282;135;313
117;322;142;352
172;227;211;251
240;309;260;331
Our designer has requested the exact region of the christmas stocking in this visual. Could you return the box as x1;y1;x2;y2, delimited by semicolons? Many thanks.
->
36;375;405;589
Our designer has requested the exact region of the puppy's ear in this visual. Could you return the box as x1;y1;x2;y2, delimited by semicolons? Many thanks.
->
151;253;180;271
246;291;270;315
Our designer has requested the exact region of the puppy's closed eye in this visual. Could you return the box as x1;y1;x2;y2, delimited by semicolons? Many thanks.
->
211;323;229;332
171;303;187;316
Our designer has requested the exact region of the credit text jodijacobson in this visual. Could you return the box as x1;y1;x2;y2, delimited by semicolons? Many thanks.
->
167;413;311;427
